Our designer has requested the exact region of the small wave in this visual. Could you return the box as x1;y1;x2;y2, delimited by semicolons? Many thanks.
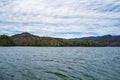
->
40;59;60;63
42;59;54;61
66;66;74;70
45;71;69;79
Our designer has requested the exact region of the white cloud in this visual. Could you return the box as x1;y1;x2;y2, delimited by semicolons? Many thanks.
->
0;0;120;38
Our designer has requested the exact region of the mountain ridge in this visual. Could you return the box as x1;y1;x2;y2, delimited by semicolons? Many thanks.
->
70;35;120;46
0;32;120;46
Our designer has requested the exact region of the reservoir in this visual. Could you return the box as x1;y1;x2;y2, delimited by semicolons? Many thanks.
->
0;47;120;80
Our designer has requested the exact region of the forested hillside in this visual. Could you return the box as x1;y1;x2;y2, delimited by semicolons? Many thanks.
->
0;32;99;46
70;35;120;46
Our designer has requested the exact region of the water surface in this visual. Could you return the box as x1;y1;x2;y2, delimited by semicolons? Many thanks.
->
0;47;120;80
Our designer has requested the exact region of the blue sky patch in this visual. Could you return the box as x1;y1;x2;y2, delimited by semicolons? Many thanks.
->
55;32;81;35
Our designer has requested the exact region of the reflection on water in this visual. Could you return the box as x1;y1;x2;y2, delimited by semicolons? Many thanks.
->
0;47;120;80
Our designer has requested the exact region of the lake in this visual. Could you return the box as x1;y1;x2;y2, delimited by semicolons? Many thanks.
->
0;47;120;80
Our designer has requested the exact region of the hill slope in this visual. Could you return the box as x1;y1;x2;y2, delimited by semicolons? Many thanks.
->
0;32;99;46
11;32;73;46
0;35;15;46
70;35;120;46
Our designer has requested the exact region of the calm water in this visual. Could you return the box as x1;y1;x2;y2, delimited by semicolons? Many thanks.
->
0;47;120;80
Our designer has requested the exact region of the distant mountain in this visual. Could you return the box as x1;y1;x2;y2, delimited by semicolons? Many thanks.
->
0;32;99;46
1;32;119;46
12;32;40;39
11;32;73;46
70;35;120;46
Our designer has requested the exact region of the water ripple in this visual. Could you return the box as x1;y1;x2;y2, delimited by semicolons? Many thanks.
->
0;47;120;80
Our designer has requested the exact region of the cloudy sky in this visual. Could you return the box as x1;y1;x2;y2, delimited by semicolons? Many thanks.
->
0;0;120;38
